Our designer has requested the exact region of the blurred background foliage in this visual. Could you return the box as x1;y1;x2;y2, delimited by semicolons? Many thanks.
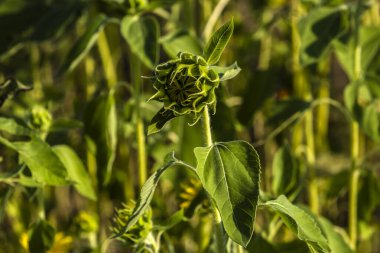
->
0;0;379;252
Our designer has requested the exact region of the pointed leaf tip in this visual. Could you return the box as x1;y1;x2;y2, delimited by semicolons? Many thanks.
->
203;19;234;65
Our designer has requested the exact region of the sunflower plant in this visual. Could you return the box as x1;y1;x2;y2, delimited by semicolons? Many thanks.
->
111;19;262;252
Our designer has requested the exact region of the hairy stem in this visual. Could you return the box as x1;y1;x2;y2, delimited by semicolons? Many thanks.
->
202;107;225;252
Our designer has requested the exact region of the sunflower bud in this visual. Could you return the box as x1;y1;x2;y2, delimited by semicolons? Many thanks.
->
148;52;220;134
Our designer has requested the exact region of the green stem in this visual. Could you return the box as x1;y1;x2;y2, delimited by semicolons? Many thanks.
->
97;29;118;89
316;59;330;152
202;107;225;252
37;188;45;220
129;52;147;187
349;1;363;248
291;0;319;214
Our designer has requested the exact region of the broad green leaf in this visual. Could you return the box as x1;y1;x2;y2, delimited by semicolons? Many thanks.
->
318;218;354;253
299;6;349;66
59;15;108;74
272;145;299;196
0;117;68;185
161;29;202;58
121;15;159;69
84;91;117;186
53;145;97;201
261;195;330;253
112;152;179;238
203;19;234;65
209;62;241;81
148;107;176;135
28;219;56;253
0;78;31;107
194;141;261;247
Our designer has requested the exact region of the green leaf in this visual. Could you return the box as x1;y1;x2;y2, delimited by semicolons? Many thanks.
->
53;145;97;201
84;91;117;186
148;107;176;135
0;117;68;185
209;62;241;81
28;219;56;253
299;6;349;66
194;141;261;247
203;19;234;65
121;15;159;69
112;152;179;238
261;195;330;253
272;145;299;196
59;14;108;74
0;78;31;108
318;218;354;253
161;29;203;58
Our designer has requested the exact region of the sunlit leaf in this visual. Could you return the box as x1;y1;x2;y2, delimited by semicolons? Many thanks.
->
194;141;261;247
53;145;97;201
203;19;234;65
0;117;68;186
261;195;330;253
209;62;241;81
318;218;354;253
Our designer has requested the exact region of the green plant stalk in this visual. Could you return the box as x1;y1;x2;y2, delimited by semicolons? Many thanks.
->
129;52;147;187
348;1;363;248
202;107;225;252
290;0;319;214
37;188;45;220
316;59;330;152
97;29;118;89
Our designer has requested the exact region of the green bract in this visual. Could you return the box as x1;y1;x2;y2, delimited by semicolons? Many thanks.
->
148;52;220;133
